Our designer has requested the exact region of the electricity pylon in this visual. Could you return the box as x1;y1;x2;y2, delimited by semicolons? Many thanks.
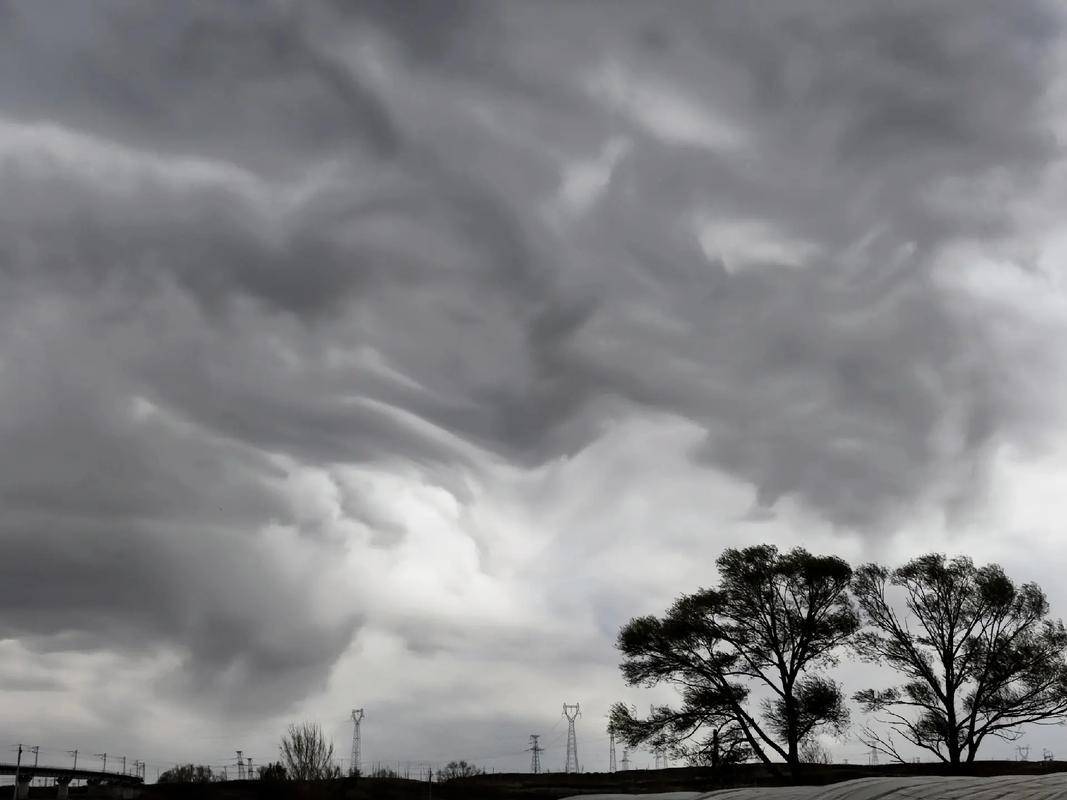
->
608;729;617;773
350;708;365;776
236;751;244;780
528;734;543;774
563;702;581;773
621;748;630;771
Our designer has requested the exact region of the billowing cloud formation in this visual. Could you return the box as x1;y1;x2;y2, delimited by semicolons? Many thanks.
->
3;0;1067;773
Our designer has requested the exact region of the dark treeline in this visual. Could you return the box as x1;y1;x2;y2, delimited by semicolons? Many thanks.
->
611;545;1067;779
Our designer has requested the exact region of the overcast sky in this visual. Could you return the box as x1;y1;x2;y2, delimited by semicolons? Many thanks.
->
4;0;1067;779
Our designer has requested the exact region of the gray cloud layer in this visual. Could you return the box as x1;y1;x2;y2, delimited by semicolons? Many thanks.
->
2;0;1066;743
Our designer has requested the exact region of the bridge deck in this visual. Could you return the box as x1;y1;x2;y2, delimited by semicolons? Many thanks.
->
0;763;142;784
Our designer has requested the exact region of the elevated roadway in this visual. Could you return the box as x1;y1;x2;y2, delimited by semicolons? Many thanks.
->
0;762;142;798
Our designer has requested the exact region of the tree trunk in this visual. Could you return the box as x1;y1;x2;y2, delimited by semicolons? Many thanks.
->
785;694;801;779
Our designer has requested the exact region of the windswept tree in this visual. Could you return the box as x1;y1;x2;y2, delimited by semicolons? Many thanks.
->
612;545;858;776
611;705;752;768
280;722;341;780
853;554;1067;765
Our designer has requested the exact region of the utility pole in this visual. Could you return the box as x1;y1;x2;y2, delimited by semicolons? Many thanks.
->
350;708;365;777
608;729;617;773
94;753;107;773
563;702;581;773
67;750;78;772
30;746;39;770
236;751;244;780
12;744;23;800
528;735;543;774
120;756;126;775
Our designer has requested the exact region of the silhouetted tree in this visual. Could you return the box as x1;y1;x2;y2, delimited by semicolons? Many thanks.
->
612;544;857;777
853;554;1067;766
436;760;483;781
280;722;341;780
258;762;288;781
158;764;215;783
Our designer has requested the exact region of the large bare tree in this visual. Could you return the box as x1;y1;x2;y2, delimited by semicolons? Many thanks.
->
280;722;341;780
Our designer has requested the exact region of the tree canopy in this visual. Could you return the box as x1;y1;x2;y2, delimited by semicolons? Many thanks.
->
158;764;215;784
257;762;288;781
436;760;484;781
612;544;857;775
853;554;1067;765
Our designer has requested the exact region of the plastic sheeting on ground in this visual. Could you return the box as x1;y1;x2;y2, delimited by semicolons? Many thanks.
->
565;773;1067;800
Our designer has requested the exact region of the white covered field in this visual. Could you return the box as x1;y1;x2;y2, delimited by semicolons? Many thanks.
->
564;773;1067;800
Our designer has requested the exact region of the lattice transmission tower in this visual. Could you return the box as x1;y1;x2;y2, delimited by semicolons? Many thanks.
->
620;748;630;771
563;702;581;773
608;728;617;773
351;708;365;776
528;734;543;774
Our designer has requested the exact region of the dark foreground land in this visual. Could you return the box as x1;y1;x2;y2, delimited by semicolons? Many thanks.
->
33;761;1067;800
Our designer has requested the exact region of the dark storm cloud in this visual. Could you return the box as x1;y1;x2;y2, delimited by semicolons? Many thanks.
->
0;290;358;710
0;2;399;170
541;0;1063;525
0;0;1064;717
0;519;359;712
